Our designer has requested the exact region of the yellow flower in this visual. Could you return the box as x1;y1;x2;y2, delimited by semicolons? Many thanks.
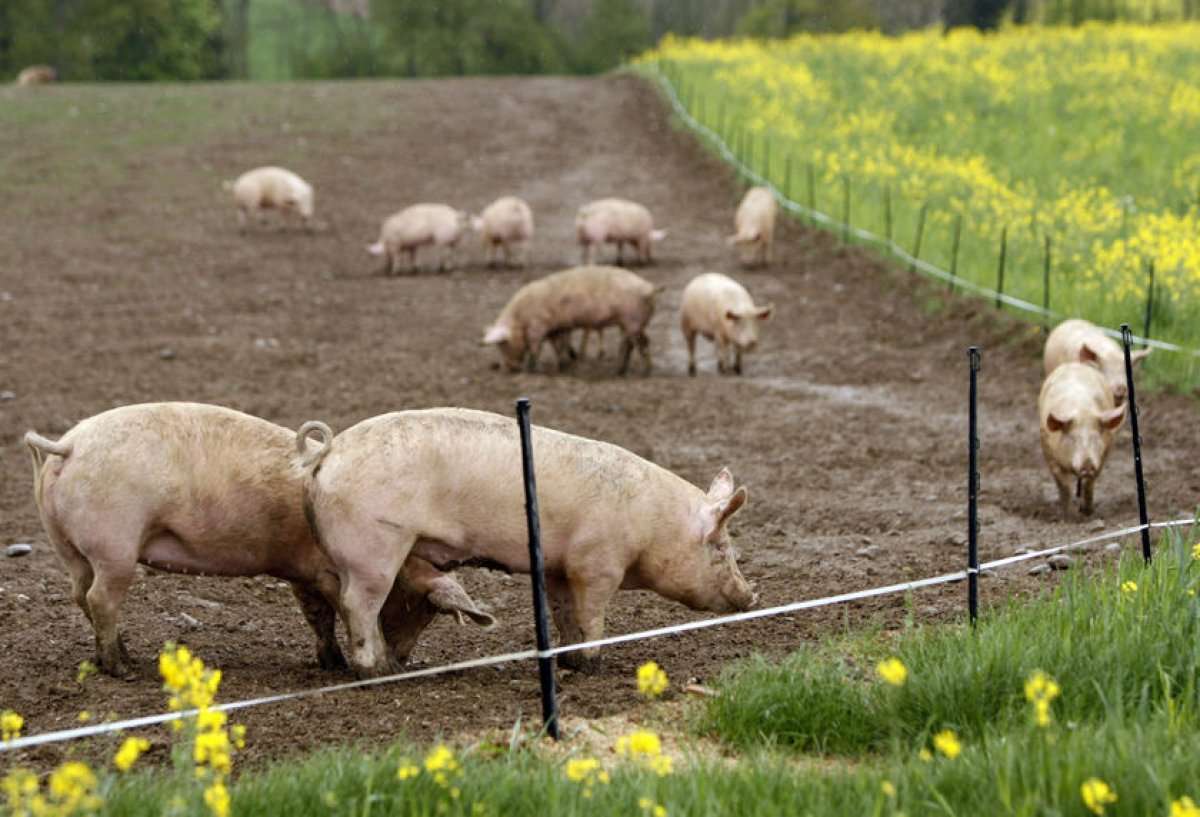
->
231;724;246;750
1191;543;1200;561
1121;580;1138;596
424;744;460;774
1172;795;1200;817
565;757;602;783
637;661;670;698
616;729;662;758
1024;670;1062;727
114;736;151;772
48;761;101;811
1081;778;1117;815
204;780;230;817
1;710;23;742
397;763;420;781
76;660;98;684
639;797;668;817
648;755;673;776
932;729;962;759
76;711;92;723
918;748;932;762
881;780;897;797
876;657;908;686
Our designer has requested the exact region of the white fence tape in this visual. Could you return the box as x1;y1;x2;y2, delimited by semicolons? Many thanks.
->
3;516;1194;754
649;67;1200;358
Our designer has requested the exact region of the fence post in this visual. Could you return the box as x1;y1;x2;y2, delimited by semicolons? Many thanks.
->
1119;326;1152;565
967;347;981;627
994;226;1008;310
909;202;928;273
784;156;793;202
763;134;772;183
806;163;816;222
1042;234;1052;335
1143;259;1156;343
841;175;851;245
883;186;892;245
515;398;560;740
948;213;962;293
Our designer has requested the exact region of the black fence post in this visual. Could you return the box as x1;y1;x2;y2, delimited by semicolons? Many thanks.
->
763;134;772;183
1119;326;1152;565
841;175;851;244
994;226;1008;310
806;163;817;221
515;398;559;740
883;186;893;245
784;156;793;201
967;347;981;627
949;213;962;293
1143;260;1156;344
1042;234;1052;335
909;202;928;273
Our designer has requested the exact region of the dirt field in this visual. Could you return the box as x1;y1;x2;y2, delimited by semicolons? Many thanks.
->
1;74;1197;772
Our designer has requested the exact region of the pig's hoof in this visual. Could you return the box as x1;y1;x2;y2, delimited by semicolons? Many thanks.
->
98;653;136;680
317;646;349;671
688;365;696;377
559;651;602;673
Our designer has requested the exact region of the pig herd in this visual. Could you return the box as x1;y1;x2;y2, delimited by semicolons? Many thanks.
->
19;162;1146;684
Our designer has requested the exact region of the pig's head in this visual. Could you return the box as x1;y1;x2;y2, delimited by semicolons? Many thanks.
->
723;305;774;352
1078;342;1149;406
659;467;758;614
381;572;496;664
1045;402;1126;512
481;322;526;372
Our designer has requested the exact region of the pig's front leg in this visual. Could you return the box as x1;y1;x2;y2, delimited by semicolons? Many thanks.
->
290;582;347;671
546;574;583;647
559;571;622;672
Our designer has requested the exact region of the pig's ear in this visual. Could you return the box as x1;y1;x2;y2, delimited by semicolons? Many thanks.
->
713;486;748;528
428;584;496;629
707;467;735;501
724;309;739;322
1131;348;1152;365
1101;403;1127;431
1078;344;1100;364
1046;413;1071;433
755;304;773;321
481;324;509;346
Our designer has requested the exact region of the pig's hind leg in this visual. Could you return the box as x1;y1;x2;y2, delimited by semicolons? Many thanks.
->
76;528;142;677
290;582;347;670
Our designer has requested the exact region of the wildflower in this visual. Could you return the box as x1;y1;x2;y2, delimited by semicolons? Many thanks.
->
639;797;668;817
2;768;40;814
1121;580;1138;596
114;736;151;772
881;781;897;797
1;710;23;742
397;763;420;781
565;756;610;797
204;780;230;817
876;657;908;686
616;729;662;759
648;755;673;776
1081;778;1117;815
77;711;92;723
1192;543;1200;561
424;744;461;788
231;724;246;750
918;748;932;762
48;761;103;813
1172;796;1200;817
637;661;669;698
1025;670;1062;728
76;660;98;684
932;729;962;759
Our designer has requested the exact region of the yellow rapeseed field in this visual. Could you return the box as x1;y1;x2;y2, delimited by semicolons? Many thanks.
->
642;24;1200;377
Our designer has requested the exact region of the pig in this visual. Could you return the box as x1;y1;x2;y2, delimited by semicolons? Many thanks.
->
223;166;315;233
575;198;666;266
680;273;773;376
368;203;468;274
16;65;57;85
1044;319;1150;406
24;403;493;677
481;265;661;375
301;407;758;678
1039;363;1127;516
727;187;778;267
472;196;533;268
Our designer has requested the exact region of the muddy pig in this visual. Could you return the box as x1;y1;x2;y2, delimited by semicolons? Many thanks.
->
1044;318;1150;405
224;166;315;232
1039;363;1127;516
727;187;778;267
575;198;666;265
16;65;56;85
368;203;467;274
25;402;493;677
472;196;533;268
301;407;758;678
680;272;773;376
481;265;660;375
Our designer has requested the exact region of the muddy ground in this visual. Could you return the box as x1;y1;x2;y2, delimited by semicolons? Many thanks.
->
1;75;1197;772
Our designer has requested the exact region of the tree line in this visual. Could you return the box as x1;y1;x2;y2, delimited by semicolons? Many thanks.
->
1;0;1195;82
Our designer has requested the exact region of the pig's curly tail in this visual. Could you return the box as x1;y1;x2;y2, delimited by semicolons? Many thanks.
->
24;431;71;516
296;420;334;471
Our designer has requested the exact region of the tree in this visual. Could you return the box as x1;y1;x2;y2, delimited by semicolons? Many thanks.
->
736;0;879;36
573;0;651;74
942;0;1014;29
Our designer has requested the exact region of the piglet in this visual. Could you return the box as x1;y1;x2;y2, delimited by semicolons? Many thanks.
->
575;198;666;265
680;273;773;376
727;186;778;267
224;166;315;232
368;203;467;274
472;196;533;268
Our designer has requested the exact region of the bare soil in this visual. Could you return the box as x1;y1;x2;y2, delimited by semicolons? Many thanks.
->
1;74;1197;773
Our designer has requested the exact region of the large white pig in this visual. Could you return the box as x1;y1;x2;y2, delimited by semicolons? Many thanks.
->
224;166;315;232
16;65;56;85
472;196;533;268
575;198;666;265
301;408;758;678
1044;318;1150;405
680;273;773;376
368;203;467;274
1039;363;1127;516
481;265;660;375
727;187;778;267
24;403;493;677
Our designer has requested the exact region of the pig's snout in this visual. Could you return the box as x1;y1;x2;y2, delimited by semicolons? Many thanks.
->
1112;383;1128;405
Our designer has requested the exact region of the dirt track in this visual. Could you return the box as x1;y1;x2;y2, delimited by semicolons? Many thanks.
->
1;74;1197;772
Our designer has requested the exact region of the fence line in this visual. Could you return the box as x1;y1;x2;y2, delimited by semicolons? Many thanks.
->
647;65;1200;359
3;516;1194;754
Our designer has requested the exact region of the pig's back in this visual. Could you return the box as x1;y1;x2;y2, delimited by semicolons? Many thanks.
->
1039;363;1112;421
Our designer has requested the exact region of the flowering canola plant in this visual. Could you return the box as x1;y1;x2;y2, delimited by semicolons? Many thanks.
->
641;25;1200;360
637;661;669;698
1024;670;1062;728
1081;777;1118;815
